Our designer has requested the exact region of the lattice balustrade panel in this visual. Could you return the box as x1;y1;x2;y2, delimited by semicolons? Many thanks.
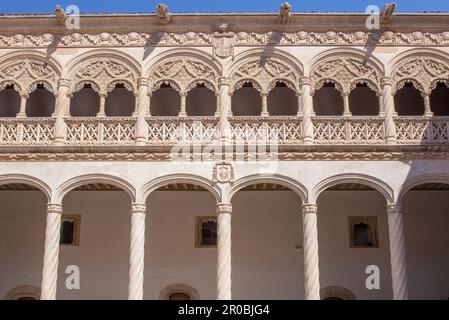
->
147;117;219;145
0;119;54;145
395;117;449;144
229;117;302;144
313;117;384;144
66;118;135;145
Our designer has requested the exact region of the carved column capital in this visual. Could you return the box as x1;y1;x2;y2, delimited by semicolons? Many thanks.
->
47;203;63;214
302;203;318;215
381;76;394;88
217;203;232;215
131;203;147;215
300;76;313;88
218;77;231;87
138;78;149;88
57;78;70;88
387;203;402;215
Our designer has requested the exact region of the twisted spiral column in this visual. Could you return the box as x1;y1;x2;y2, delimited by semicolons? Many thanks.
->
53;79;70;145
218;77;232;144
387;204;408;300
300;77;314;145
216;203;232;300
302;203;321;300
129;203;146;300
381;77;397;144
41;203;63;300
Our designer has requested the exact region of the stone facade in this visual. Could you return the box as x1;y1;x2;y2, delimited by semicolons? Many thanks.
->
0;10;448;300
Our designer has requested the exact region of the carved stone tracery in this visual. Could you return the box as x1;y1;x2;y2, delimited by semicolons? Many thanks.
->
311;57;381;94
392;57;449;94
69;58;139;95
230;57;299;94
0;59;58;96
149;58;218;94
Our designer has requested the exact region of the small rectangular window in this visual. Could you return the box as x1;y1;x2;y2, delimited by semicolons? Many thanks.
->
60;214;81;246
195;216;217;248
349;216;379;248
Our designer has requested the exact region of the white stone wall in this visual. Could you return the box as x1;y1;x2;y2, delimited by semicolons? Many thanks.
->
0;188;447;300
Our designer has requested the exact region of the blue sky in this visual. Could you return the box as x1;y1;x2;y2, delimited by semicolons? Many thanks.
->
0;0;447;14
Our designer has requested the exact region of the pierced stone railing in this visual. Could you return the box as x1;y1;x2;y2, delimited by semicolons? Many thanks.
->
229;117;302;145
146;117;220;145
312;116;385;144
66;118;136;145
1;116;449;147
0;118;54;145
395;117;449;144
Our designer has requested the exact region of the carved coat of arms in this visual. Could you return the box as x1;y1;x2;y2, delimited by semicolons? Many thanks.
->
213;32;235;59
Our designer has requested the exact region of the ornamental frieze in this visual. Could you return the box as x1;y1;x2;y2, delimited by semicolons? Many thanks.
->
1;31;449;48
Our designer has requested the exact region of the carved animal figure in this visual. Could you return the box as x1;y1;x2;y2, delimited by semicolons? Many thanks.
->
381;3;396;24
157;3;170;25
278;2;292;24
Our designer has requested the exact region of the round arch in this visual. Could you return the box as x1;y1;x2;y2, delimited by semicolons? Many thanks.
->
308;48;383;94
227;48;304;78
54;174;136;203
4;285;41;300
144;48;220;94
0;174;52;202
0;51;62;96
159;283;200;300
65;49;141;95
311;173;393;204
320;285;356;300
307;47;385;76
141;174;221;203
397;173;449;203
227;174;308;204
388;48;449;94
143;48;221;78
226;49;303;94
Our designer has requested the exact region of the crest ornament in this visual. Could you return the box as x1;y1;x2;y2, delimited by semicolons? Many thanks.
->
212;161;234;184
213;24;235;59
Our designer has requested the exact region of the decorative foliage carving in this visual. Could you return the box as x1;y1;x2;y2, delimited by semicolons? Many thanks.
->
392;57;449;94
230;57;299;93
69;58;138;95
149;58;218;93
1;31;449;48
0;59;58;95
311;57;381;94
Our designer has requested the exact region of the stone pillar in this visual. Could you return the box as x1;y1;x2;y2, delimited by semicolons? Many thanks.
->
97;93;107;117
134;78;150;117
53;79;70;117
41;203;63;300
17;93;27;117
218;77;232;144
387;204;409;300
378;93;384;116
129;203;146;300
296;92;303;116
343;92;351;116
218;77;232;117
261;92;269;117
300;77;314;145
216;203;232;300
134;79;150;146
423;93;433;116
179;92;187;117
302;203;320;300
381;77;397;144
53;79;70;145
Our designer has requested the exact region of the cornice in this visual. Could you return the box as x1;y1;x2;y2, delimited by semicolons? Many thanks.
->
1;30;448;48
